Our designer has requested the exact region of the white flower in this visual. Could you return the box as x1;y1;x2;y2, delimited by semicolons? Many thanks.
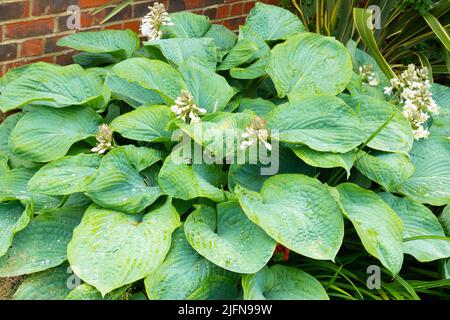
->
384;86;393;95
171;89;207;124
359;64;379;87
91;124;114;154
413;125;430;140
140;2;174;41
387;64;438;140
239;116;272;151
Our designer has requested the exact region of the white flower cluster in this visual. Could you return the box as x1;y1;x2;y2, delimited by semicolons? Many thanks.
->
140;2;174;41
91;124;114;154
359;64;378;87
240;116;272;151
384;64;438;140
171;89;207;124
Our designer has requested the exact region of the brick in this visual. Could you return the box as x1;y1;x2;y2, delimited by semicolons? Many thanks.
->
123;20;141;33
168;0;185;12
20;39;44;57
133;1;169;18
0;44;18;60
5;18;54;39
57;15;71;32
0;1;30;22
216;5;230;19
203;0;225;5
81;12;94;28
45;35;67;54
106;5;132;23
26;56;55;64
230;2;243;16
58;10;96;32
79;0;110;8
55;52;74;65
223;16;244;30
33;0;80;15
203;7;217;20
184;0;201;9
133;2;153;19
5;60;26;73
103;23;124;30
243;1;255;14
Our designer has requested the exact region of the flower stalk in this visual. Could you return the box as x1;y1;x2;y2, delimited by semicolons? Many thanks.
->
384;64;438;140
171;89;207;124
240;116;272;151
140;2;174;41
91;124;114;154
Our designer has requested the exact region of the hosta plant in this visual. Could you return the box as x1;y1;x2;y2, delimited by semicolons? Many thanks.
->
0;3;449;300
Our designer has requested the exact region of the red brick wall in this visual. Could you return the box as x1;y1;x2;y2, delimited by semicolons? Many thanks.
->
0;0;280;77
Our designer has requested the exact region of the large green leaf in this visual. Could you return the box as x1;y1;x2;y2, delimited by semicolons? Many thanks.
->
267;33;352;99
111;58;186;104
144;225;239;300
230;55;269;80
10;106;102;163
73;52;121;68
0;62;107;112
354;151;414;191
57;29;139;59
13;263;73;300
0;168;61;209
236;174;344;260
245;2;305;41
340;94;413;154
242;265;328;300
68;200;180;296
234;97;275;117
217;39;260;71
65;283;129;300
0;202;30;257
145;38;217;70
267;95;363;153
440;205;450;236
106;74;165;108
0;65;30;94
158;147;227;202
0;152;8;175
179;59;234;112
292;146;355;177
161;12;211;38
394;136;450;206
110;105;174;142
174;112;252;160
380;193;450;262
85;146;163;214
0;113;37;169
228;147;315;192
0;207;84;277
28;154;102;195
184;202;276;274
334;183;404;275
204;24;237;57
238;25;270;60
430;83;450;138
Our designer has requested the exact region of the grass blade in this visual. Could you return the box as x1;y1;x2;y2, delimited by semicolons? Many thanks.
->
423;13;450;52
353;8;396;79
